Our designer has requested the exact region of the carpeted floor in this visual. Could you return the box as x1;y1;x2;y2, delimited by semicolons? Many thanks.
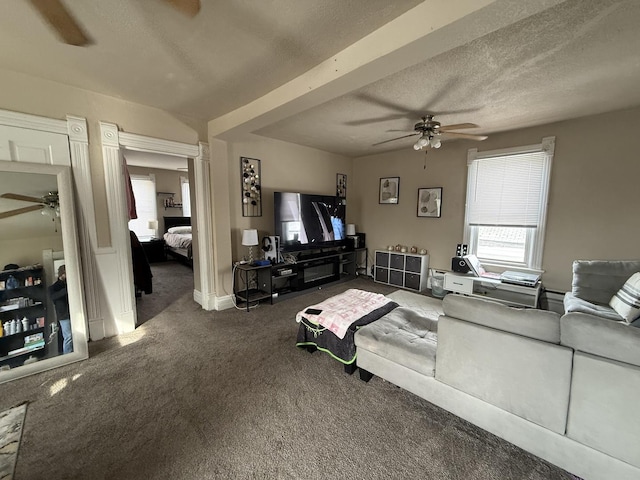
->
0;272;574;480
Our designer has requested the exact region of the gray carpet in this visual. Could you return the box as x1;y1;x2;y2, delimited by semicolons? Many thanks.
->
0;274;573;480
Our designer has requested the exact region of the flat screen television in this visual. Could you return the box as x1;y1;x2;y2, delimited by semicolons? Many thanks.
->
274;191;346;251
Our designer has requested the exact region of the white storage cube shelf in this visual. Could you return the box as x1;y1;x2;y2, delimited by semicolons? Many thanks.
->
374;250;430;292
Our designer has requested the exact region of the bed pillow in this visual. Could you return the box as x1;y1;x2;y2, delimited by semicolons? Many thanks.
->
609;272;640;323
168;226;191;234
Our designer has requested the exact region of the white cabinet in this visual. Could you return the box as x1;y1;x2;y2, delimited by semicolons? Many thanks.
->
374;250;429;292
444;272;542;308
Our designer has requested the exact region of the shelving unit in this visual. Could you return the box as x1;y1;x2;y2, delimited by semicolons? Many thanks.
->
157;191;182;209
0;265;48;368
374;250;430;292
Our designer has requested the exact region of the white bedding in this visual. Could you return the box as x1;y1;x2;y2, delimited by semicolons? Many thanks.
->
163;232;192;249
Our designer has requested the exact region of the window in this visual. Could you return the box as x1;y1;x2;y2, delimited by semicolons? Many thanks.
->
464;137;555;270
181;176;191;217
128;174;157;240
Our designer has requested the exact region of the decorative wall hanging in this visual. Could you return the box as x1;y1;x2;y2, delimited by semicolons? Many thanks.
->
241;157;262;217
336;173;347;199
417;187;442;218
379;177;399;204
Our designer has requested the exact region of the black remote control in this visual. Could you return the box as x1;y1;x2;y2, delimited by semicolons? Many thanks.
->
304;308;322;315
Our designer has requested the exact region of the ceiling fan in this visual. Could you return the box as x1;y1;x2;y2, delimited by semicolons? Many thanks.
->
27;0;201;47
373;114;488;151
0;192;60;220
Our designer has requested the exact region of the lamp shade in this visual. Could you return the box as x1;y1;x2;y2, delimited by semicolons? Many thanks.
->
241;229;259;246
148;219;158;230
346;224;356;236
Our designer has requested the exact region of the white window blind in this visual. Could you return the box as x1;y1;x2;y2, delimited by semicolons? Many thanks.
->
467;151;546;227
128;174;157;240
181;176;191;217
464;137;554;270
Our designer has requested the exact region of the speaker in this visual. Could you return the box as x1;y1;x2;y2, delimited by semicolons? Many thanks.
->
347;232;366;249
262;235;281;263
451;256;471;273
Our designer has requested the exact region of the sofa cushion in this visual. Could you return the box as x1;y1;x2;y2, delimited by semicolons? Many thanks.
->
609;272;640;323
571;260;640;305
355;307;437;377
561;312;640;367
564;292;624;321
442;294;562;343
566;352;640;469
436;315;573;434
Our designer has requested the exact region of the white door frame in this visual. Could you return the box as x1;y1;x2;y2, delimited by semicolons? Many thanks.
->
0;109;103;339
99;123;216;312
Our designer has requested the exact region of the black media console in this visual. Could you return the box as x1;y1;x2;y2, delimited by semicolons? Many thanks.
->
271;246;368;300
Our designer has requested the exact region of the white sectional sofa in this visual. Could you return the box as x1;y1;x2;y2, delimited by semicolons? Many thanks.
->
355;293;640;480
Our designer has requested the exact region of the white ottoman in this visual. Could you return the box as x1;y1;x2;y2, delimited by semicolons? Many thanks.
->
355;306;438;381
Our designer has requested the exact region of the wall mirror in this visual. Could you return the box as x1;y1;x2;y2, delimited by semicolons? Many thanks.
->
0;160;88;384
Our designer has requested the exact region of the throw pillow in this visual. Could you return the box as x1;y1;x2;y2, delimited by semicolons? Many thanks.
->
610;272;640;323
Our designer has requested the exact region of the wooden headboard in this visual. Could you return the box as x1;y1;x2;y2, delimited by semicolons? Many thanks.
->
163;216;191;233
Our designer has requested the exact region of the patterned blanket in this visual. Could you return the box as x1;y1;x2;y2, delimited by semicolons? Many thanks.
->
295;289;395;340
296;290;398;365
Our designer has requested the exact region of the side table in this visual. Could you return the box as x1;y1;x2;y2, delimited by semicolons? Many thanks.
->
234;263;273;311
141;238;166;263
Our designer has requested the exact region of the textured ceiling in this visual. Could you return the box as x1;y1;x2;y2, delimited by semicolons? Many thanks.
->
257;0;640;156
0;0;421;121
1;1;639;159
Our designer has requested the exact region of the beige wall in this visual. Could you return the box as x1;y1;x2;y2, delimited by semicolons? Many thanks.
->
0;236;63;271
0;69;206;247
353;106;640;292
228;134;352;261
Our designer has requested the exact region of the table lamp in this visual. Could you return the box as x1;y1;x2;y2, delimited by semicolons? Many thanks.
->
242;229;259;264
148;219;158;238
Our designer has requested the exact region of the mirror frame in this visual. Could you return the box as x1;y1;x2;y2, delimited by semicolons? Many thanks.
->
0;160;88;384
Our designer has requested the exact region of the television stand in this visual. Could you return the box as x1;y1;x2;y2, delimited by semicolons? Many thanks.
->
271;246;367;301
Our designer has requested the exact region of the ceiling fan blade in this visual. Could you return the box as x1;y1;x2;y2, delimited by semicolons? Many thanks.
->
0;205;44;220
439;123;479;131
1;193;44;203
28;0;91;46
165;0;201;17
372;133;419;147
442;132;488;141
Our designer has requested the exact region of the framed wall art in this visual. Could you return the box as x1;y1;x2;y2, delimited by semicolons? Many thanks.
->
336;173;347;199
241;157;262;217
417;187;442;218
379;177;399;204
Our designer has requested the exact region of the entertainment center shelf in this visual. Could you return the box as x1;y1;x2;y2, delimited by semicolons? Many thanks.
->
234;246;368;309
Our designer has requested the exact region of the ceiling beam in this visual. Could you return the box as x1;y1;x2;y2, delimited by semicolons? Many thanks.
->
208;0;565;140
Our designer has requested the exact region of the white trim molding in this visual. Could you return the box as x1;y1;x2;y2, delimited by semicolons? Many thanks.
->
99;122;215;318
100;122;137;334
66;115;104;340
193;142;217;310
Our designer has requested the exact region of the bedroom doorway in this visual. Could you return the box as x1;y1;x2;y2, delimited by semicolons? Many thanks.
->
124;151;196;326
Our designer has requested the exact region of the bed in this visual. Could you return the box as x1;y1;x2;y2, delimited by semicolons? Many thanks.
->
295;288;398;373
163;216;193;267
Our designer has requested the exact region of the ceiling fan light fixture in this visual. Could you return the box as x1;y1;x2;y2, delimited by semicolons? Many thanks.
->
430;136;442;149
413;142;422;150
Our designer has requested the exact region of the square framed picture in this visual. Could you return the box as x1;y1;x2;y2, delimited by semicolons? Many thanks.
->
379;177;399;204
417;187;442;218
